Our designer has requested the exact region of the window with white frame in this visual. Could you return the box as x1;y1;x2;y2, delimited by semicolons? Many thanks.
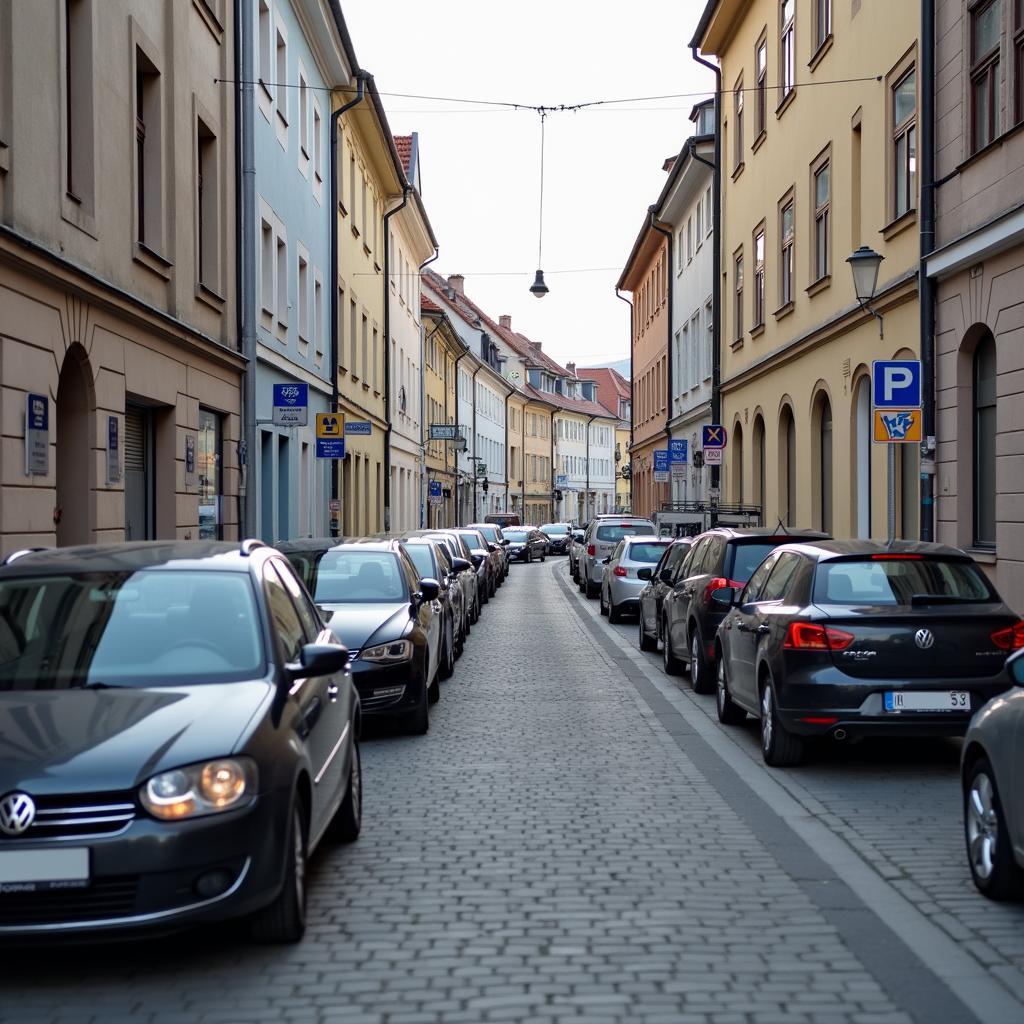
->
780;0;795;100
275;231;287;326
275;25;287;126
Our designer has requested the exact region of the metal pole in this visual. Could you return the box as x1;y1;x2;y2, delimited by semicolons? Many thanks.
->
887;445;896;543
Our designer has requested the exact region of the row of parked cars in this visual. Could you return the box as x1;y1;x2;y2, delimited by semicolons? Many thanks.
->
0;521;528;944
570;514;1024;901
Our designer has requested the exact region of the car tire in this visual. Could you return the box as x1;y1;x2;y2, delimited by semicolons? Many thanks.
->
759;676;803;767
408;677;430;735
689;631;714;695
440;622;455;680
662;617;683;676
585;579;599;599
332;740;362;843
716;657;747;725
608;600;622;624
540;551;546;562
527;550;532;563
639;614;657;652
965;757;1024;900
249;801;307;944
599;588;608;616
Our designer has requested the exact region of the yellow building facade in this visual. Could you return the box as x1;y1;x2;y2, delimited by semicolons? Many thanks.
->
616;424;632;512
695;0;921;538
521;399;555;525
334;84;404;535
421;298;461;528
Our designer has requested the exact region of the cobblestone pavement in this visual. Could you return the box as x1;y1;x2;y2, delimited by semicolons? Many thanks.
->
1;559;1020;1023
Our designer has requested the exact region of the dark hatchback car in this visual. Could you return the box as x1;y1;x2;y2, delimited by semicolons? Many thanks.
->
0;541;360;943
661;528;830;694
714;540;1023;766
538;523;572;555
280;540;441;735
636;538;694;650
418;531;479;629
503;527;548;563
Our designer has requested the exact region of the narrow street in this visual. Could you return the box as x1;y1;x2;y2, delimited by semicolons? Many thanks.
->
1;559;1021;1023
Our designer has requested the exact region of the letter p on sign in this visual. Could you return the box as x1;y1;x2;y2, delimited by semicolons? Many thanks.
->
872;360;921;409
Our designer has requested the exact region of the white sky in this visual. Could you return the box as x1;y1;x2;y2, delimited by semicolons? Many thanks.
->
342;1;714;370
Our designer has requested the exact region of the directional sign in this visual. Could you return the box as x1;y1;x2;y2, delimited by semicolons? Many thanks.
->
345;420;372;436
315;412;345;459
874;409;922;444
873;360;921;409
669;439;689;464
272;382;308;427
702;424;727;449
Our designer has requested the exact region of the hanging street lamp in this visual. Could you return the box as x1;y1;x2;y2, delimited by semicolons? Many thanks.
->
846;245;885;338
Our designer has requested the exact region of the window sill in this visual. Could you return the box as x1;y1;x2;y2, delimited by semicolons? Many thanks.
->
808;33;833;72
133;241;173;281
338;200;348;217
373;260;381;273
192;0;224;39
730;336;745;352
750;322;766;340
276;110;289;130
351;224;360;239
965;547;997;564
881;208;917;241
261;303;275;319
751;129;767;154
195;280;226;312
363;242;372;257
774;300;795;321
731;160;745;182
259;80;273;102
775;89;796;119
61;193;97;240
806;274;831;297
300;144;309;161
957;119;1024;174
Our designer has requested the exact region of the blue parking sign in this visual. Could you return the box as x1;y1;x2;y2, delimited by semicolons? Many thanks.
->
872;360;921;409
653;450;670;472
669;439;688;464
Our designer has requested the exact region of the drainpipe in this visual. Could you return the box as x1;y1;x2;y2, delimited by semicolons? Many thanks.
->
237;0;254;538
650;208;673;516
549;411;556;522
382;186;411;532
504;389;511;514
691;46;722;525
919;0;936;541
418;250;439;527
521;400;527;521
585;413;597;521
329;74;366;535
452;347;469;525
471;363;482;522
615;288;633;513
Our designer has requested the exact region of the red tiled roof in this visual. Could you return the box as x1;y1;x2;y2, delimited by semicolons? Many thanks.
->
394;135;413;175
576;367;631;415
420;295;443;314
521;384;614;418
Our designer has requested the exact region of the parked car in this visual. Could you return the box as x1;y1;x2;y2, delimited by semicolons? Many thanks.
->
661;528;829;694
713;539;1022;767
281;539;442;735
568;528;586;579
599;536;672;623
456;528;501;600
577;516;656;599
637;538;695;651
538;523;573;555
503;527;549;563
418;530;482;624
467;523;509;583
485;513;521;529
0;540;360;943
962;646;1024;900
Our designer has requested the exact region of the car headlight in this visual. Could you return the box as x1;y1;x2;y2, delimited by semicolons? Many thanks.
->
140;757;257;821
360;639;413;663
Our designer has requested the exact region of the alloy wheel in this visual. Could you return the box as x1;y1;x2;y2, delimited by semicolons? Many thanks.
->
717;660;727;715
292;808;307;918
761;686;773;753
691;636;701;690
967;772;999;881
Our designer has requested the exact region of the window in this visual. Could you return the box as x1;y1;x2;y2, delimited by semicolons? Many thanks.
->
298;70;308;158
756;36;768;138
135;48;161;247
761;552;801;602
687;217;693;262
696;197;704;242
258;0;272;94
814;0;831;51
974;332;997;546
812;155;830;281
263;563;305;664
361;314;368;382
65;0;94;204
734;75;744;169
196;118;218;289
314;274;324;358
1017;0;1024;123
297;251;309;340
893;68;916;218
260;218;274;314
780;0;795;100
313;101;323;184
275;27;288;126
733;250;744;342
705;186;713;235
779;197;794;306
349;299;357;372
972;0;1001;152
276;233;287;325
197;407;222;540
817;395;833;534
705;300;713;379
349;152;357;229
780;406;796;527
753;225;765;327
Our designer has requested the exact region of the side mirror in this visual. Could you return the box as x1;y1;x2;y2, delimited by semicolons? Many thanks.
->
452;557;472;573
710;586;736;607
637;567;653;581
470;552;485;569
487;542;499;553
287;642;348;680
501;538;511;546
1007;647;1024;686
417;578;441;603
602;556;612;565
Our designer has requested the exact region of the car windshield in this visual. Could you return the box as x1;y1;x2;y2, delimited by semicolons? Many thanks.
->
504;530;530;541
0;570;264;690
727;541;791;583
813;557;995;606
402;544;436;580
626;542;670;563
475;525;500;543
540;524;568;535
458;531;487;551
595;523;655;543
288;550;408;603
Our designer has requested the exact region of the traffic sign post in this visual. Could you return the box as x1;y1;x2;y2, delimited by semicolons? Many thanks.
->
872;360;922;542
315;412;345;459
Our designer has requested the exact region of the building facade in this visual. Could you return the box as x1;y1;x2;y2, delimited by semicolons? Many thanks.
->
0;0;242;554
928;0;1024;611
577;366;632;513
694;0;920;537
421;296;461;529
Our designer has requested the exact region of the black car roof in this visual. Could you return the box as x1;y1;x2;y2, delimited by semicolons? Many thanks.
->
276;538;402;554
781;539;971;561
698;527;831;542
0;540;262;576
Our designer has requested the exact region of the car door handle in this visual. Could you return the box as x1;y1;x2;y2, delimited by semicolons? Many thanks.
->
327;682;339;702
300;696;323;737
756;624;771;636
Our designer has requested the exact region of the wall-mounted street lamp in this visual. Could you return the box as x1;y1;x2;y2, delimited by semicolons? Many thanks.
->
846;246;885;339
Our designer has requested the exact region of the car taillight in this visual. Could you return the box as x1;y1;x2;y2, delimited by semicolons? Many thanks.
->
587;544;596;556
703;577;742;604
613;566;627;577
784;622;855;651
991;621;1024;650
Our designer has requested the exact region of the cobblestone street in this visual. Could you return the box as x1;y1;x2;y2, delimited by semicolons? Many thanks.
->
3;560;1024;1024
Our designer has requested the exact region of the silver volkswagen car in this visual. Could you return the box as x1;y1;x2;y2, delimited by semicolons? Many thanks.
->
599;536;671;623
577;516;656;599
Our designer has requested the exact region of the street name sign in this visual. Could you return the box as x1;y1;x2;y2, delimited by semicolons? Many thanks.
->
345;420;372;436
429;424;460;441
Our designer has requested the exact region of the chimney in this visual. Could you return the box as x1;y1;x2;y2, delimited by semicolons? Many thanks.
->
447;274;465;295
499;314;512;330
566;361;576;377
530;340;541;351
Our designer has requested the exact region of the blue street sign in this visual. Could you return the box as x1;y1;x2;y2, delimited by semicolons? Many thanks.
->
669;439;689;464
872;360;921;409
272;382;308;426
316;437;345;459
428;480;442;498
653;450;670;472
702;424;727;449
345;420;372;436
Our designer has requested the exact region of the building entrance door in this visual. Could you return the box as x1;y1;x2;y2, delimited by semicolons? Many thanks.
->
124;403;154;540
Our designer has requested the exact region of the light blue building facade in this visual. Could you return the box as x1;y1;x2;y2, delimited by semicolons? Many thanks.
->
246;0;352;541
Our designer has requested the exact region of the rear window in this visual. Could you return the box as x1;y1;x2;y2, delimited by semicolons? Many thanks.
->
726;540;791;583
626;542;670;563
292;550;408;604
504;530;530;541
476;525;499;543
813;557;996;606
540;524;568;535
595;522;656;543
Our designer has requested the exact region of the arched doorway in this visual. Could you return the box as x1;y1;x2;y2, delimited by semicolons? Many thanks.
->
853;375;871;538
778;404;796;527
752;415;766;519
812;391;833;535
731;422;744;505
56;345;94;546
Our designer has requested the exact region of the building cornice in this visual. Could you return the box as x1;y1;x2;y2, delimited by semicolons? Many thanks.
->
927;200;1024;281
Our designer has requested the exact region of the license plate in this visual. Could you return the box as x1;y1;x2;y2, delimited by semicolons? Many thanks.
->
0;848;89;892
884;691;970;712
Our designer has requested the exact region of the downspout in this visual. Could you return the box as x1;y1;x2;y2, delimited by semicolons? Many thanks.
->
585;413;597;521
650;208;673;515
691;46;722;525
549;411;555;521
504;389;511;514
453;347;469;525
521;400;527;520
471;363;482;522
382;185;411;532
615;288;633;513
919;0;936;540
329;74;366;535
237;0;254;537
418;249;440;527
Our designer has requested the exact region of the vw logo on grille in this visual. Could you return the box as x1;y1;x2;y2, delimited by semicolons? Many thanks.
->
914;628;935;650
0;792;36;836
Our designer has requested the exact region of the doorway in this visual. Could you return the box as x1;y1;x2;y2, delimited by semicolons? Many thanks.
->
124;403;155;540
56;346;93;546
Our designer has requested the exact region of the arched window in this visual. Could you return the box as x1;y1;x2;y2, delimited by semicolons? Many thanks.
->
817;394;833;535
853;376;871;538
732;423;744;505
974;332;997;546
753;415;766;514
779;405;796;527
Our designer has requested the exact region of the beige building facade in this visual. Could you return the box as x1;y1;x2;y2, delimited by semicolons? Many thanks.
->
0;0;242;553
928;0;1024;612
695;0;921;538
